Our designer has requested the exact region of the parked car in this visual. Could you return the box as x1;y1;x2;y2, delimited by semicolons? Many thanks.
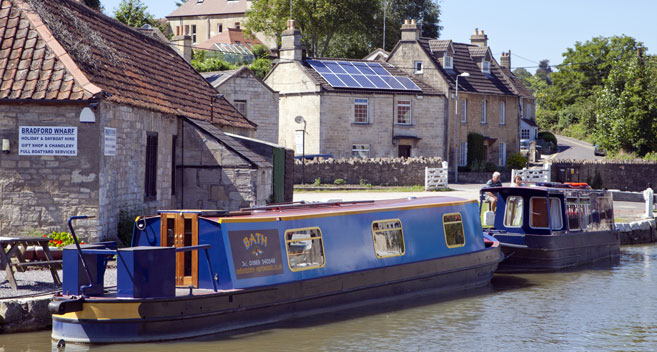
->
594;144;606;156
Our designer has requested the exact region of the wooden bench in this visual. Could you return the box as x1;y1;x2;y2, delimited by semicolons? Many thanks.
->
1;237;62;290
15;260;63;267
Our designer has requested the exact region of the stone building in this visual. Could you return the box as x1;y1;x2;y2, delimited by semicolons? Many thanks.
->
166;0;276;48
0;0;279;241
387;21;536;169
203;67;279;144
265;21;447;161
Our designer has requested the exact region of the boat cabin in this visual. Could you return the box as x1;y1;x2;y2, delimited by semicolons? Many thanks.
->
481;183;615;236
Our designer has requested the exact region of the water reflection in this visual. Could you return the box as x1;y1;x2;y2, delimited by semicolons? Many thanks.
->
2;245;656;352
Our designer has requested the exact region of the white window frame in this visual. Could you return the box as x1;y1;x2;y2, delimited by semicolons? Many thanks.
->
461;99;467;123
482;60;491;73
396;100;412;125
498;143;506;166
481;100;487;124
352;144;371;158
443;54;453;69
521;129;530;140
414;61;424;74
353;98;369;124
459;141;468;166
500;101;506;125
234;100;247;116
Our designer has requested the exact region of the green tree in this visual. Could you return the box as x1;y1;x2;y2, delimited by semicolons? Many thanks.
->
594;52;657;155
83;0;102;11
114;0;156;28
245;0;442;59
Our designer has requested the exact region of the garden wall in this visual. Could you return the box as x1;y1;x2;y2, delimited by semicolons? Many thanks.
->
552;160;657;192
294;157;445;185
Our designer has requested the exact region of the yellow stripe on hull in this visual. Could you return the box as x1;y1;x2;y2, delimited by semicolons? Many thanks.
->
54;302;141;320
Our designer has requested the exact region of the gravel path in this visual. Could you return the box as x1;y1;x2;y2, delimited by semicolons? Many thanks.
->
0;262;117;299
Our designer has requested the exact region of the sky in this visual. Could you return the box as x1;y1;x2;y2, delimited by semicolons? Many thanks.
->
101;0;657;73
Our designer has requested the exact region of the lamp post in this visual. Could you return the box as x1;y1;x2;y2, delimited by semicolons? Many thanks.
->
295;116;306;183
454;72;470;184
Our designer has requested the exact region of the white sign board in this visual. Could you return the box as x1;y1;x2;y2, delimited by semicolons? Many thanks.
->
19;126;77;156
104;127;117;156
295;130;304;155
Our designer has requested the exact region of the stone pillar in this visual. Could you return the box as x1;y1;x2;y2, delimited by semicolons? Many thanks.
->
470;28;488;47
280;19;302;61
401;19;420;41
171;35;192;63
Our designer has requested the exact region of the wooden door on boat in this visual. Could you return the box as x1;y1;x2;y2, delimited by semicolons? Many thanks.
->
160;213;198;287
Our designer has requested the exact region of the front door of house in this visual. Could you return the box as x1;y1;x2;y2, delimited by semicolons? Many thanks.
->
398;145;411;158
160;212;198;287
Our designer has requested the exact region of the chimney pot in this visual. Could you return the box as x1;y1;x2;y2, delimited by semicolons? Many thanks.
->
411;19;416;25
475;28;478;35
404;19;409;25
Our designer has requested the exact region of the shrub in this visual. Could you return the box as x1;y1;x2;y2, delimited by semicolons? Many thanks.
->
507;152;528;170
313;177;321;186
484;162;498;172
248;58;272;79
250;44;270;60
45;231;82;248
334;178;345;185
538;131;557;147
117;209;142;247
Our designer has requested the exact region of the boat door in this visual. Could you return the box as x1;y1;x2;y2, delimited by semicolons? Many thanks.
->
160;212;198;287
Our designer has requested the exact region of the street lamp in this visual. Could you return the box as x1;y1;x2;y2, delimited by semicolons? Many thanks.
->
454;72;470;184
295;115;306;183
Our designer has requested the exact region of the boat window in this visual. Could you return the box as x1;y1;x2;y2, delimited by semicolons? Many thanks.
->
529;197;563;229
579;197;594;231
503;196;523;228
371;219;405;258
443;213;465;248
285;227;325;271
566;198;580;230
597;196;614;230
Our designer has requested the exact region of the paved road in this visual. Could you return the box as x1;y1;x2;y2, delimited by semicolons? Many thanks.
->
545;134;604;161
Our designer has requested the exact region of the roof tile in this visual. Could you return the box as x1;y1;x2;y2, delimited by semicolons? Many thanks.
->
1;0;254;129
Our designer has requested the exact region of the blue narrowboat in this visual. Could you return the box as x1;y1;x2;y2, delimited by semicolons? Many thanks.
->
50;196;502;344
480;183;620;272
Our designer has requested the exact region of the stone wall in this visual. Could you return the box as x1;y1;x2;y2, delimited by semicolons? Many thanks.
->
177;120;270;210
294;157;444;185
0;104;102;240
219;70;279;144
551;160;657;192
99;102;178;242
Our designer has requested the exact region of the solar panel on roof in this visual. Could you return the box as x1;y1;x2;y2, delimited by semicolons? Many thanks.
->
396;76;421;90
306;59;421;91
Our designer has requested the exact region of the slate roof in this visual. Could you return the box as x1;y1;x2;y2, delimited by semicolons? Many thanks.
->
167;0;247;18
428;40;451;53
299;57;442;96
416;38;515;96
0;0;255;130
202;69;239;88
185;117;271;168
194;28;264;51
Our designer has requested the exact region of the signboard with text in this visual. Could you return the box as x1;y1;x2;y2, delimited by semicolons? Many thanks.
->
19;126;77;156
104;127;117;156
295;130;304;155
229;229;284;279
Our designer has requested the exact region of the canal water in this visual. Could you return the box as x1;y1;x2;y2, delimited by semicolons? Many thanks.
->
3;244;656;352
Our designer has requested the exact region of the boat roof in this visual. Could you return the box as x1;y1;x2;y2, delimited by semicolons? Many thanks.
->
482;184;608;196
159;196;475;223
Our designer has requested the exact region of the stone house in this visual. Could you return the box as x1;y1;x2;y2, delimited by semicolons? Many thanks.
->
166;0;276;48
0;0;280;241
203;67;279;144
265;21;447;164
387;21;536;169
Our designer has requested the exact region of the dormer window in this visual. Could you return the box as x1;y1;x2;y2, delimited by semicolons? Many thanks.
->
482;60;491;73
443;54;453;69
414;61;423;74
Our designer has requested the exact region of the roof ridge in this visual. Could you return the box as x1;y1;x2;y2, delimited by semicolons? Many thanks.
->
14;0;102;96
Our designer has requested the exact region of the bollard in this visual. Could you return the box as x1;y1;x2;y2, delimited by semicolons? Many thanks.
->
643;187;654;218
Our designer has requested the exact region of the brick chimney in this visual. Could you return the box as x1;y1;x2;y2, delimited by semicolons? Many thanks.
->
280;19;302;61
470;28;488;47
500;51;511;69
401;19;420;41
170;35;192;63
